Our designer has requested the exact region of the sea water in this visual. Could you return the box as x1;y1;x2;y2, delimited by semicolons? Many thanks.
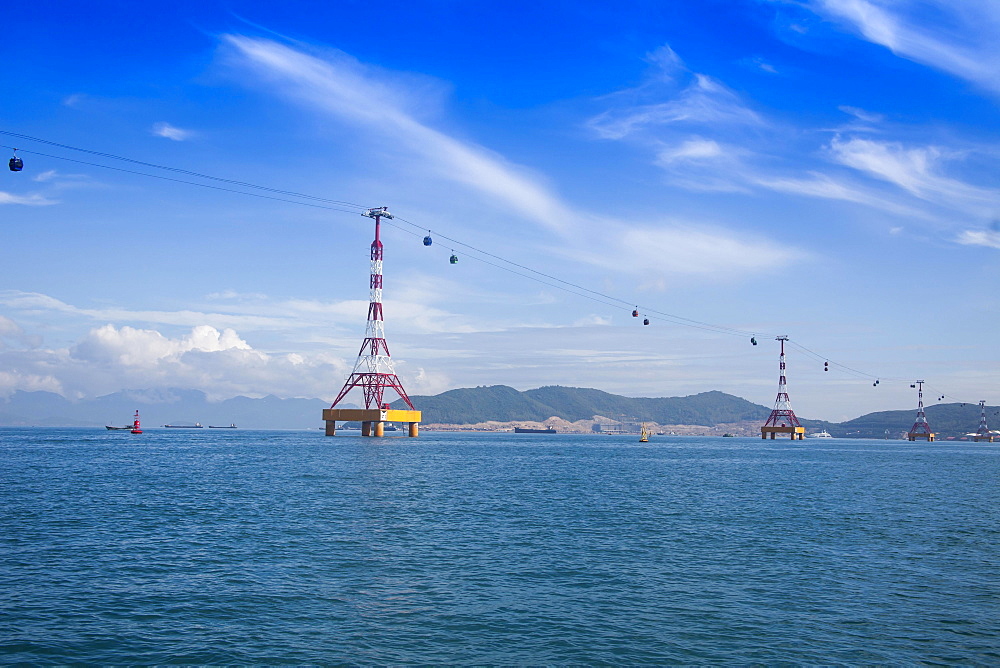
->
1;428;997;664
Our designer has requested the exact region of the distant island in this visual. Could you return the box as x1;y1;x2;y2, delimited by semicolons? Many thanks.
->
0;385;993;439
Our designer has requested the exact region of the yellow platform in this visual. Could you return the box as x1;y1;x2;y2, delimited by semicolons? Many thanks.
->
907;432;935;442
322;408;422;437
761;425;805;440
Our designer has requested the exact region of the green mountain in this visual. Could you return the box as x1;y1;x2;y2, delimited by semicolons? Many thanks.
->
391;385;770;426
835;402;996;439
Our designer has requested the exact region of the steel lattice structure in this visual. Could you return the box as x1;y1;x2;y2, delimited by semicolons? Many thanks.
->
976;400;991;437
908;380;932;436
763;335;802;428
329;207;415;411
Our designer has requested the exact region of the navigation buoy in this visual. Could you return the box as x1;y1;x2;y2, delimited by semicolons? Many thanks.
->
131;409;142;434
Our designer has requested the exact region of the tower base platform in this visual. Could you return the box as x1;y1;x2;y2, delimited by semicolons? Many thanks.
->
907;432;935;441
322;408;422;437
761;425;805;440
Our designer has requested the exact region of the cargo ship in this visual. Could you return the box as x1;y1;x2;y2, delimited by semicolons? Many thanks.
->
513;427;557;434
163;423;203;428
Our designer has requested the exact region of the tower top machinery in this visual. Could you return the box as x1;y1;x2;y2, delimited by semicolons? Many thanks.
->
761;336;805;440
906;381;935;442
322;207;422;437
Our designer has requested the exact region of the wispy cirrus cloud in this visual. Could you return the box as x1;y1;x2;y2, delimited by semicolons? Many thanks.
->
151;121;196;141
221;34;799;277
956;228;1000;249
588;73;763;140
801;0;1000;95
827;135;1000;215
0;191;57;206
222;35;574;233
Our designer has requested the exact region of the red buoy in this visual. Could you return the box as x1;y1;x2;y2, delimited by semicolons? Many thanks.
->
131;409;143;434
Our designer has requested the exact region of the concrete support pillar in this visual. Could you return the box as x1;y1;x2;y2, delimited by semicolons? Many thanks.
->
325;420;337;436
374;422;384;437
408;422;419;438
362;421;372;437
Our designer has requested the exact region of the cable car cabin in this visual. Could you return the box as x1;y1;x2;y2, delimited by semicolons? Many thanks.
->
643;318;650;325
9;156;23;172
751;337;757;345
449;254;458;264
632;309;639;317
423;233;432;246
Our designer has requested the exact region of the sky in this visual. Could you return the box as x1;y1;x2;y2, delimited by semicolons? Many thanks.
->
1;0;998;422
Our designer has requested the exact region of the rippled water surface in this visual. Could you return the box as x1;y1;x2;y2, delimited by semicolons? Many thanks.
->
2;428;998;664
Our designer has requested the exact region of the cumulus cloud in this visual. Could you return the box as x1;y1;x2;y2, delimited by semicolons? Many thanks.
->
152;122;195;141
0;323;355;401
73;324;253;367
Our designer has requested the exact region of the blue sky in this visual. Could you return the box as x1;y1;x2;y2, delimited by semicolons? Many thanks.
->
1;0;998;422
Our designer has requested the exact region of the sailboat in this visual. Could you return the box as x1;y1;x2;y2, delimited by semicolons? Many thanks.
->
639;423;649;442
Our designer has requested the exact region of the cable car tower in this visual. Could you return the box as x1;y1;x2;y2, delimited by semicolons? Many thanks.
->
906;380;934;442
322;207;422;438
761;336;805;440
973;400;996;442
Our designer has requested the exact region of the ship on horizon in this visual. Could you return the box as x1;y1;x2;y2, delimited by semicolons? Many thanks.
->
163;423;203;428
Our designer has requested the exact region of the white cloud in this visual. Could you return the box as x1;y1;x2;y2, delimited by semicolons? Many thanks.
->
152;122;195;141
956;229;1000;249
0;370;63;397
838;105;884;123
74;324;253;367
804;0;1000;95
222;35;793;279
0;323;355;401
222;35;573;233
588;73;763;140
657;138;724;162
0;191;57;206
827;136;1000;213
573;222;800;279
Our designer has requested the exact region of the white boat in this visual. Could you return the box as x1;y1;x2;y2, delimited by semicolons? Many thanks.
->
808;430;833;438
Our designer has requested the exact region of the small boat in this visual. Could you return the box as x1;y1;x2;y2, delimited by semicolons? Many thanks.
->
808;430;833;438
514;427;556;434
722;433;735;437
208;424;237;429
639;423;649;442
164;423;203;428
107;409;142;433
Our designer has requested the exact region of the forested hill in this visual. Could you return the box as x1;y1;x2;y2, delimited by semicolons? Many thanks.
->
390;385;771;426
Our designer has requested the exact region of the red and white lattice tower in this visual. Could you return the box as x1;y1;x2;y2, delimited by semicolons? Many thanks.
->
974;400;995;442
761;336;804;439
907;380;934;441
329;207;416;411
